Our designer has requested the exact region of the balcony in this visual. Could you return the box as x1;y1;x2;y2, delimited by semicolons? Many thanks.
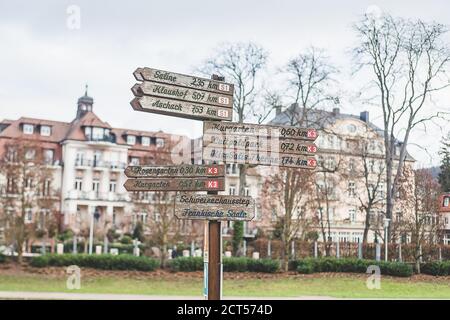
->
110;162;126;171
75;159;92;168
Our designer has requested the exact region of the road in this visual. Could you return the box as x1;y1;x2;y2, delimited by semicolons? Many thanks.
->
0;291;334;300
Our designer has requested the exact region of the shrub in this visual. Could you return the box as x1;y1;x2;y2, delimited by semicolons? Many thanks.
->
167;257;203;272
223;257;248;272
421;261;450;276
295;258;412;277
247;259;280;273
120;236;133;245
30;254;159;271
168;257;280;273
0;254;6;264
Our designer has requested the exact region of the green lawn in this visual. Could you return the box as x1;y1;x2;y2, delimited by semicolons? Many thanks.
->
1;274;450;298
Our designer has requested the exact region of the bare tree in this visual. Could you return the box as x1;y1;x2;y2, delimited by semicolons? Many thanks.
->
280;47;339;127
353;14;450;241
200;42;268;254
313;158;344;256
351;132;386;244
262;168;315;271
401;169;442;273
0;139;59;262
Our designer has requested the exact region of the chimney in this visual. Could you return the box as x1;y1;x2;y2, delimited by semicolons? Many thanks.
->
332;107;340;115
360;111;369;123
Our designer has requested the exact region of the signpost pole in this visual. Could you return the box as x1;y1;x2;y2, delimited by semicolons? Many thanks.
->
207;74;224;301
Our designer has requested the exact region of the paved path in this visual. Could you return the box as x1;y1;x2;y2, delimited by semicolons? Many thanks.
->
0;291;334;300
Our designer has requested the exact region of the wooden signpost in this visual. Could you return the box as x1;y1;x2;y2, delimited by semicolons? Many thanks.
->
175;193;255;221
127;67;320;301
124;164;225;192
131;67;234;121
203;134;318;156
202;121;319;168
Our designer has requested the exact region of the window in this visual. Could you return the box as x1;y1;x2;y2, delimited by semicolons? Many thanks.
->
349;208;356;222
369;160;375;173
444;196;450;207
325;156;335;169
25;149;35;160
6;177;16;193
93;151;102;166
75;179;82;191
92;127;104;140
348;181;356;197
43;149;54;165
84;126;92;138
348;158;355;172
130;157;140;165
109;180;117;193
23;124;34;135
40;125;51;136
25;209;33;223
156;138;165;148
6;148;17;162
42;180;51;196
127;135;136;145
327;135;334;148
92;180;100;193
24;178;34;188
229;185;236;195
154;212;160;222
141;136;150;146
347;124;356;133
378;183;385;199
244;187;250;196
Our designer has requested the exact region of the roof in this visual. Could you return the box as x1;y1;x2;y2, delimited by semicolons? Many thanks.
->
0;116;71;143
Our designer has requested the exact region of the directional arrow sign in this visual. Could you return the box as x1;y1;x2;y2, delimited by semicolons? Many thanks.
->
174;193;256;221
124;177;225;192
125;164;225;178
130;97;232;121
203;134;318;156
134;67;234;96
133;82;233;109
203;121;318;141
202;147;318;169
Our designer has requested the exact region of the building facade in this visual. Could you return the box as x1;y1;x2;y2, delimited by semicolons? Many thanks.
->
0;93;418;247
0;90;191;247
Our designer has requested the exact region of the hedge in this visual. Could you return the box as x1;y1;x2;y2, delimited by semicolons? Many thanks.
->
167;257;203;272
421;261;450;276
30;254;159;271
167;257;280;273
295;258;413;277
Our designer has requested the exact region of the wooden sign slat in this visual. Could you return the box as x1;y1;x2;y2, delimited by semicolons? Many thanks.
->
125;164;225;178
203;134;318;156
203;121;318;141
134;67;234;96
202;147;317;169
130;96;232;121
135;82;233;109
124;177;225;192
174;193;255;221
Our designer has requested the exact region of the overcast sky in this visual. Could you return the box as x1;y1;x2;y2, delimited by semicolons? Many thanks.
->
0;0;449;167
